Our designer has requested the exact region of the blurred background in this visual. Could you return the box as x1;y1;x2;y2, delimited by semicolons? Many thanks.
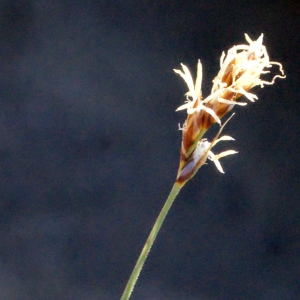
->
0;1;299;299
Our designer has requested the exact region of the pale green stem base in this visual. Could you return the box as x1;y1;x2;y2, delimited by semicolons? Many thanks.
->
120;181;184;300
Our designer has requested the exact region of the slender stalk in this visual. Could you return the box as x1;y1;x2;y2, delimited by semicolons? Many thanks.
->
120;181;184;300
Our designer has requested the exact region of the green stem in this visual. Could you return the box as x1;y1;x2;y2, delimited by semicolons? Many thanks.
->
120;181;184;300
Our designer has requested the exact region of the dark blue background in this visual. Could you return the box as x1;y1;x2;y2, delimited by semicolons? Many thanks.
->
0;1;299;299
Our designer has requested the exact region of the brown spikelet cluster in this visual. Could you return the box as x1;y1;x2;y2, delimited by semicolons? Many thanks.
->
174;34;285;183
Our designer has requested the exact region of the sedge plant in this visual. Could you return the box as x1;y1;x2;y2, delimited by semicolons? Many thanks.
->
120;33;285;300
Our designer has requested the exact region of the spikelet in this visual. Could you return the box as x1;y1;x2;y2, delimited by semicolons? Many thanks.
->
174;34;285;183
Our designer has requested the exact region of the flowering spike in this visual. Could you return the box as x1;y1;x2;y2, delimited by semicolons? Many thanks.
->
174;34;285;182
